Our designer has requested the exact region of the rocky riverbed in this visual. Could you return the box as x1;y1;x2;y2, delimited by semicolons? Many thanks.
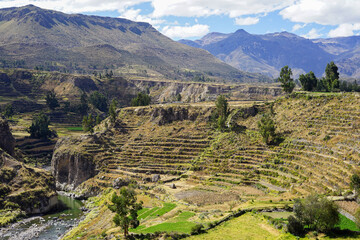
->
0;195;84;240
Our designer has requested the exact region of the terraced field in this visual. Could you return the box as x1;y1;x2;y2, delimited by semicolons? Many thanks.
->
57;92;360;239
65;93;360;199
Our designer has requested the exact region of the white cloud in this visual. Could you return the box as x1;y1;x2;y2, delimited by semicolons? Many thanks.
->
292;23;306;31
0;0;147;13
301;28;322;39
235;17;259;26
151;0;293;18
328;23;360;37
281;0;360;25
161;24;209;39
119;8;164;26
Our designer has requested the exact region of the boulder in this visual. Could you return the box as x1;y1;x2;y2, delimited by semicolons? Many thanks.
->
152;174;161;182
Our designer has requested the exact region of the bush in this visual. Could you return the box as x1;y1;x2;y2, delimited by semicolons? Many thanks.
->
190;224;205;235
258;113;276;145
45;91;59;110
28;112;53;139
287;215;304;236
292;194;339;233
131;92;151;106
89;91;108;111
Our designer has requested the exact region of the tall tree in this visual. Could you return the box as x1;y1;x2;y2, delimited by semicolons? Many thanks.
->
107;187;143;238
299;71;318;91
109;99;118;123
215;95;229;130
82;114;95;133
278;66;295;94
324;61;340;91
78;92;89;115
45;91;59;110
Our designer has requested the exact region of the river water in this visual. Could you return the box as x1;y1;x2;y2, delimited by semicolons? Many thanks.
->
0;194;84;240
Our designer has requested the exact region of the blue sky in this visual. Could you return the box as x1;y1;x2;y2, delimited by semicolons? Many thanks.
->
1;0;360;40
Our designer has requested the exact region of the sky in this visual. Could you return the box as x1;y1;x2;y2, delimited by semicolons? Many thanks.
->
1;0;360;40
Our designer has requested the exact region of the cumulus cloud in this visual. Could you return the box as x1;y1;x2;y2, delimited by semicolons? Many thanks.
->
0;0;146;13
119;8;164;28
235;17;259;26
151;0;292;18
328;23;360;37
301;28;322;39
281;0;360;25
292;23;306;31
161;24;210;39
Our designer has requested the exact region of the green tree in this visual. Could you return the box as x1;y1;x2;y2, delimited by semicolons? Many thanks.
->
215;95;229;130
109;99;118;123
324;61;340;91
258;113;276;145
131;92;151;106
107;187;143;238
278;66;295;94
82;114;95;133
89;91;108;112
28;112;52;139
299;71;318;91
78;92;89;115
45;91;60;110
292;194;339;233
350;172;360;196
2;104;14;119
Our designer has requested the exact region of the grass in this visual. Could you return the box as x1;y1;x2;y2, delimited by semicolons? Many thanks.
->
186;212;296;240
133;221;197;234
262;211;293;219
138;203;176;220
67;126;83;131
336;214;360;232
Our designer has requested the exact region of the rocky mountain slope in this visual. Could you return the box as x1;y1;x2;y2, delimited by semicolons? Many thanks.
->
179;29;360;79
0;117;57;226
0;5;266;82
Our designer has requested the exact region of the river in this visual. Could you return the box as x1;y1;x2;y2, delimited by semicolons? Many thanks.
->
0;194;84;240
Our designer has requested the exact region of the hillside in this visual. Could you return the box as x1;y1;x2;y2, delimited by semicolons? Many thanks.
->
0;117;57;226
179;29;360;79
0;5;267;83
50;92;360;238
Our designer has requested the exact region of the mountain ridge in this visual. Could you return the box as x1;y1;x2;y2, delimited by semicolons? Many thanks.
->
179;29;360;78
0;5;267;82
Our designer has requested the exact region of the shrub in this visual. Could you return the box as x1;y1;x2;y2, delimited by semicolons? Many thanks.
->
131;92;151;106
190;224;205;235
28;112;53;139
287;215;304;236
292;194;339;233
45;90;59;110
89;91;108;111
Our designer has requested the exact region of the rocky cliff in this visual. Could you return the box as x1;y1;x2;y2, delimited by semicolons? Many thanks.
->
51;135;101;193
0;117;15;156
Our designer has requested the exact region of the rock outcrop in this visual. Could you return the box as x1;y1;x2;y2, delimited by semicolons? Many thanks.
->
51;135;98;191
0;117;15;156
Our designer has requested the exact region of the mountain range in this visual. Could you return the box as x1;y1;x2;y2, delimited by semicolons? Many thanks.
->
179;30;360;79
0;5;266;82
